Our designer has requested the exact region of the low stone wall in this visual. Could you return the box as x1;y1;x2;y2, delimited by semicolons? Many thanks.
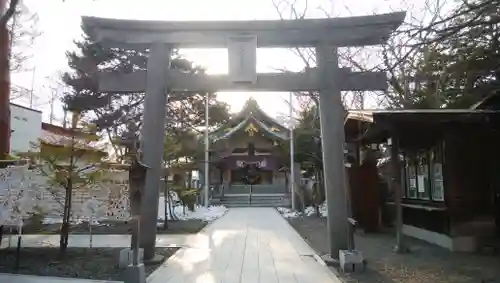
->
0;165;130;225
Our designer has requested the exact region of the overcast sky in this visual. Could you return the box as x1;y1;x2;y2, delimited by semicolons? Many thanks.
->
11;0;414;124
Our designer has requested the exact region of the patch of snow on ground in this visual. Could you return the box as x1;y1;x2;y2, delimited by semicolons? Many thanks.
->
304;206;316;216
277;202;328;219
157;196;227;221
43;197;228;226
157;203;228;222
303;202;328;217
276;207;300;218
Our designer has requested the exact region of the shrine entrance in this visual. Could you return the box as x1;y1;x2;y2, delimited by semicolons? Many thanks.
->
83;12;405;260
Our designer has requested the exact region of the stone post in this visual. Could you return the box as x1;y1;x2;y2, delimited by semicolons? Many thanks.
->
316;43;349;259
139;43;171;260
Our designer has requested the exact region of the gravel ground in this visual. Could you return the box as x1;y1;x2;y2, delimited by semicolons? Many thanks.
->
7;219;207;235
287;215;500;283
0;247;179;281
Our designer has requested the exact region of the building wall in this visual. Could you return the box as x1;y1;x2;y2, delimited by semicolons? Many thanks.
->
444;128;497;238
219;132;276;153
9;104;42;154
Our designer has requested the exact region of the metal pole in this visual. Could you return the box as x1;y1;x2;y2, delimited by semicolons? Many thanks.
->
289;92;296;210
204;92;210;207
29;67;35;108
316;43;349;259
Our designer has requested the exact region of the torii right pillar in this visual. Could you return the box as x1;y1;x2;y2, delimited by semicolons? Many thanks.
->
316;43;349;259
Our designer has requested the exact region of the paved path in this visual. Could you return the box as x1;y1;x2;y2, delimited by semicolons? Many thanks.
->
1;208;341;283
148;207;341;283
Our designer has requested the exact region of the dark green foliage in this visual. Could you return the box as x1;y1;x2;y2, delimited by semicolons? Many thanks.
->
292;105;322;175
62;33;230;159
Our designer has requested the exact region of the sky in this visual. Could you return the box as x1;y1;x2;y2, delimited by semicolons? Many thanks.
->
10;0;413;124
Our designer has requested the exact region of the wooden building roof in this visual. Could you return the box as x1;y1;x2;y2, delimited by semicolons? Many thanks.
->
352;109;500;149
210;98;289;142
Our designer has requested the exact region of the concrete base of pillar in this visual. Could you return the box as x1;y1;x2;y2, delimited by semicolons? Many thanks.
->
143;253;165;264
119;248;144;268
320;254;339;267
124;263;146;283
339;250;365;273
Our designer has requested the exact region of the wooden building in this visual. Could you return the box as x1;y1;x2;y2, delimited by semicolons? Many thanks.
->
347;99;500;252
205;98;290;196
344;112;384;233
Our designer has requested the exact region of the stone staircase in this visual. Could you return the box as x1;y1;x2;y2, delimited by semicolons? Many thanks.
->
212;194;289;207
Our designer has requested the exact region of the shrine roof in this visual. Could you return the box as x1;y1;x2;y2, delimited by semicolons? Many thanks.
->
211;98;289;141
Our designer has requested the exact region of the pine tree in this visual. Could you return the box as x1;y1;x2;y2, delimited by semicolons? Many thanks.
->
62;33;230;160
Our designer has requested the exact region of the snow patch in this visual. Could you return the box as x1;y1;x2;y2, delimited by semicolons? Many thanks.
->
276;207;301;218
42;198;228;226
158;204;228;222
157;196;227;222
277;201;328;218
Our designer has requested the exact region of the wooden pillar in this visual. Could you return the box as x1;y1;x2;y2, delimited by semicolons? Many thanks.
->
139;43;171;260
316;43;349;259
0;0;10;160
389;135;407;252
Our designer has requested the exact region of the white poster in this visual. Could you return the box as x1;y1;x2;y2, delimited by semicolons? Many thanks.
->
417;175;426;192
409;178;416;189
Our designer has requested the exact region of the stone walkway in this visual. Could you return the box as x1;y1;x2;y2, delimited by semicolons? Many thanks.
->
1;208;341;283
148;207;341;283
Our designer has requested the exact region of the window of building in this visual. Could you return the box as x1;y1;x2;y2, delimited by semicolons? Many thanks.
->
403;143;444;202
405;153;418;199
431;145;444;201
416;153;430;200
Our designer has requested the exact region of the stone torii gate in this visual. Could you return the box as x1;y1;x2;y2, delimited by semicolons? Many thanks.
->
82;12;405;261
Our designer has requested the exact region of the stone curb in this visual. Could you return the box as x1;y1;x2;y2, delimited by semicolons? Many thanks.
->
311;253;350;283
273;208;345;283
0;273;121;283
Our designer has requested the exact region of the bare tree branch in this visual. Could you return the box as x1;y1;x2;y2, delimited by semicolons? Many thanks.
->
0;0;20;27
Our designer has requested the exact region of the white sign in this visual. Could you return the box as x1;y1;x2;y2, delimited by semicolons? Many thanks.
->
417;175;426;193
227;35;257;83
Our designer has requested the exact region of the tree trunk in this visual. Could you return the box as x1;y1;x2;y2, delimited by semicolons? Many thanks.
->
168;191;176;221
60;182;72;255
188;171;193;188
128;160;146;249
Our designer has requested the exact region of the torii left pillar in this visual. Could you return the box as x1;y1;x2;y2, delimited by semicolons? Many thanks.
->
139;43;171;260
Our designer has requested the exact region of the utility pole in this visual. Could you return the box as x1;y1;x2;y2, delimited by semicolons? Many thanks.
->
49;87;57;124
29;67;35;108
289;92;296;210
0;0;11;160
204;92;210;207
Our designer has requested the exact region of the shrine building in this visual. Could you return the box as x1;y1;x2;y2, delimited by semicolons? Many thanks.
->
205;98;292;205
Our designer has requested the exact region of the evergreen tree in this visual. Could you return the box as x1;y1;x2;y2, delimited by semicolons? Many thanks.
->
62;34;230;159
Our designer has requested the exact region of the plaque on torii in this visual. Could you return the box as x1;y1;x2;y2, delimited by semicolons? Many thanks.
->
227;35;257;84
